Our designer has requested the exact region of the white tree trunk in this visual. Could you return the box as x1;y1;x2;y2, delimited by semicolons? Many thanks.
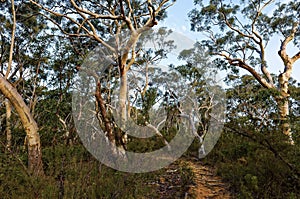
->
278;68;294;145
0;76;43;175
119;69;128;144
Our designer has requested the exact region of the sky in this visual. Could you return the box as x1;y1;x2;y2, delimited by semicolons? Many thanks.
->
157;0;300;84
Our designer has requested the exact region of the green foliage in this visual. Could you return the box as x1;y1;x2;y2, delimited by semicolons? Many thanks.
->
178;162;195;186
139;87;158;123
189;0;300;76
184;74;300;198
202;127;300;198
226;75;279;129
0;143;194;198
0;1;198;197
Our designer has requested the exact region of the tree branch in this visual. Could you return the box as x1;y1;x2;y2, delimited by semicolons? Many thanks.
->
218;52;273;89
30;0;117;52
6;0;16;79
69;0;123;20
119;0;135;31
218;8;258;42
291;51;300;64
145;121;171;150
278;22;299;66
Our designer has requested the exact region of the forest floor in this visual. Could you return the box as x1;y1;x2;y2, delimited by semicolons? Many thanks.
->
152;158;232;199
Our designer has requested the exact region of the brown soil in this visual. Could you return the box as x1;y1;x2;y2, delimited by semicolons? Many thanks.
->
186;159;231;199
149;158;231;199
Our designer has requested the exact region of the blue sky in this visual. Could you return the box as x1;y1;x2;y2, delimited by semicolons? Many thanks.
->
158;0;300;83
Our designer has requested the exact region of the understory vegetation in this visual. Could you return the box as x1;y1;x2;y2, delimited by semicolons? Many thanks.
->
1;0;300;198
0;141;194;199
201;127;300;199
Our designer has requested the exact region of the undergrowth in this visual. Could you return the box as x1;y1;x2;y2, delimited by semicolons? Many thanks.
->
0;142;194;199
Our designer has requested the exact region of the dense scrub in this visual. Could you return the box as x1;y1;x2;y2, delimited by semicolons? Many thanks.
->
0;141;195;199
200;127;300;199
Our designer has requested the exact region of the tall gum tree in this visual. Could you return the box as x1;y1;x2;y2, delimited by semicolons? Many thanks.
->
29;0;175;151
189;0;300;144
0;0;44;174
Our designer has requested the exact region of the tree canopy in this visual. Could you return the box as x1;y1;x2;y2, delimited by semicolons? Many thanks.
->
189;0;300;143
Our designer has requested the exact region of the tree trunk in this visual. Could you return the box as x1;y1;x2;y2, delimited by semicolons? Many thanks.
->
5;99;12;151
0;76;43;175
119;68;128;145
277;70;294;145
276;97;294;144
95;81;115;145
119;69;127;125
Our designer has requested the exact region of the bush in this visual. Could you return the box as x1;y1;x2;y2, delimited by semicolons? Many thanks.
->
199;127;300;199
0;143;194;198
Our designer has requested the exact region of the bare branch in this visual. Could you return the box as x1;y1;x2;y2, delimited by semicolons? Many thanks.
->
136;0;173;33
291;51;300;64
247;1;274;85
155;0;173;14
29;0;116;52
126;0;138;29
145;121;171;150
6;0;16;79
69;0;123;20
218;8;258;43
39;13;90;37
218;52;273;89
119;0;135;31
278;22;299;65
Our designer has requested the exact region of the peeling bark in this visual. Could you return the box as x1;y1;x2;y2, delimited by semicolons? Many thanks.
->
95;80;115;145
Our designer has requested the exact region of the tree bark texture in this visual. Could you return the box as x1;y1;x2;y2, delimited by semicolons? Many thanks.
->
5;99;12;151
0;76;43;175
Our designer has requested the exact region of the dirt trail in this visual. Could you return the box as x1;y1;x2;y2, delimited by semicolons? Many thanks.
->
187;160;231;199
150;159;231;198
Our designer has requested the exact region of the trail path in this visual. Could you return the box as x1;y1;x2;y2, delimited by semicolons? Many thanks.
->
153;159;231;198
186;160;231;199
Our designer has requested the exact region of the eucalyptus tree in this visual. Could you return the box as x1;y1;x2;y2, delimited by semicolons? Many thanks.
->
0;1;49;174
29;0;176;152
189;0;300;144
173;42;225;157
126;27;176;123
33;37;78;146
225;74;300;140
226;75;279;131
